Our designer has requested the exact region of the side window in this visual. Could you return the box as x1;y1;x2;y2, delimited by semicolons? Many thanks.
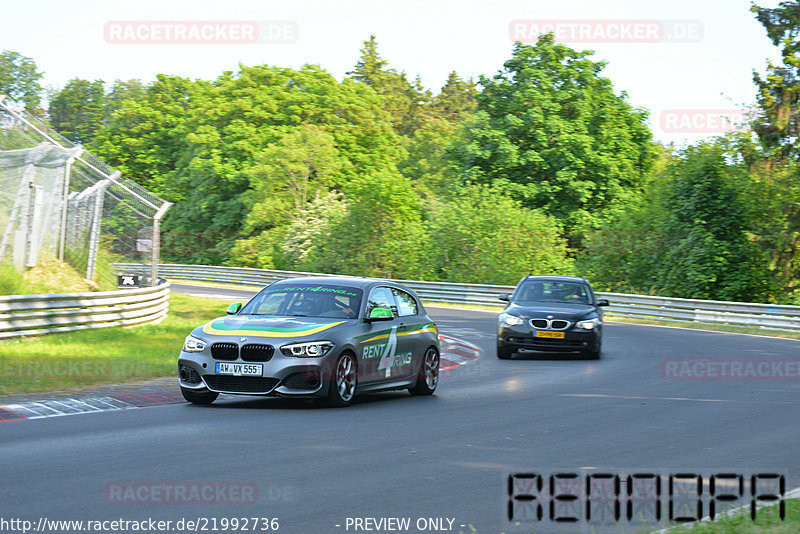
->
392;288;418;316
366;287;398;318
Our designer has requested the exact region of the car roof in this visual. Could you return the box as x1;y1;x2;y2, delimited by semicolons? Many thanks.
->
269;276;407;291
521;275;589;284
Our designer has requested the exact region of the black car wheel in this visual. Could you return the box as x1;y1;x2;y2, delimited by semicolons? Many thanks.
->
409;347;439;396
181;387;219;405
582;340;602;360
497;343;514;360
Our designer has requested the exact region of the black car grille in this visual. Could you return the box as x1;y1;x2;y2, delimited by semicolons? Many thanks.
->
508;336;586;349
241;344;274;362
529;319;571;330
210;342;238;360
203;376;280;393
283;372;321;390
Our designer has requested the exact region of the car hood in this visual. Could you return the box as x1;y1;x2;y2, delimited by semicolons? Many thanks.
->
505;303;598;320
195;315;353;341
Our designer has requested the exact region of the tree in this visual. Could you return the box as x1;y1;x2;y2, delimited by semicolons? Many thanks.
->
246;124;347;223
580;143;771;302
347;35;427;137
398;117;459;196
319;170;431;279
656;144;769;301
427;185;573;284
0;51;44;111
399;72;478;195
751;1;800;159
281;191;347;270
49;78;107;144
158;64;401;264
105;79;146;119
91;75;203;197
448;36;654;243
431;71;477;122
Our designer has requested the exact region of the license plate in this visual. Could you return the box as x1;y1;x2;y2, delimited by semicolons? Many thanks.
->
535;331;565;339
215;363;263;376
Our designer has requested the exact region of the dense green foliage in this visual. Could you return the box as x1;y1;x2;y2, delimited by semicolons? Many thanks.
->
448;37;654;242
0;50;43;111
580;144;770;301
6;2;799;303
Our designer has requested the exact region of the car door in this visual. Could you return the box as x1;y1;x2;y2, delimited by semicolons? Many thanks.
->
390;287;426;380
360;286;407;383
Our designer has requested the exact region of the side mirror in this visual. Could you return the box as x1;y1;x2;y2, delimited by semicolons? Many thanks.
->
596;299;609;307
498;293;510;302
366;307;394;322
227;302;243;315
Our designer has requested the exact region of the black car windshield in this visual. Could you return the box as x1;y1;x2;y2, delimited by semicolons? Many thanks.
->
515;281;592;304
240;284;363;319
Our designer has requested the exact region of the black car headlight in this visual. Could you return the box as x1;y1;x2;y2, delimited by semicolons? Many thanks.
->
575;318;601;330
498;312;524;326
183;335;207;352
281;341;335;358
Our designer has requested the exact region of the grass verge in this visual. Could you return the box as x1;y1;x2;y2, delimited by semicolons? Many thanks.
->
656;498;799;533
0;293;226;395
605;314;800;341
1;258;118;294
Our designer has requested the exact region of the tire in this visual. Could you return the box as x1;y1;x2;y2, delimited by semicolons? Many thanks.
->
181;387;219;405
409;347;439;396
583;341;602;360
326;352;358;407
497;343;514;360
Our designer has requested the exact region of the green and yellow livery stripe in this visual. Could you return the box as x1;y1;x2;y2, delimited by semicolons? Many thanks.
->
202;320;346;338
356;322;437;344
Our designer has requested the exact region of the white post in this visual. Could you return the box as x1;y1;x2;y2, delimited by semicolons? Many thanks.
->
150;201;172;286
25;183;44;267
85;177;112;280
58;147;84;261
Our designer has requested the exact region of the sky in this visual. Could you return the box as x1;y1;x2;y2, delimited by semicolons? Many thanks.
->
3;0;786;145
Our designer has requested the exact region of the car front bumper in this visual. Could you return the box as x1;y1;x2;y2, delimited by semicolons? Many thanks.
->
178;349;336;398
498;325;601;353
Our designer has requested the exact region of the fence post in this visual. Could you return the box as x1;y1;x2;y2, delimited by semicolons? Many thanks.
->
58;147;84;262
85;177;112;280
150;201;173;286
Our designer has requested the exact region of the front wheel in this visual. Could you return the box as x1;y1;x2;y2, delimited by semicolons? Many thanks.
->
181;387;219;405
326;352;358;407
583;341;602;360
497;343;514;360
409;347;439;396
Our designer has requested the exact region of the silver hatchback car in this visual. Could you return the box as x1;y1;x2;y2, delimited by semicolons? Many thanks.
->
178;277;440;406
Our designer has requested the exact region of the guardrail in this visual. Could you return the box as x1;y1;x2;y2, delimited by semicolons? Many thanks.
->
114;264;800;332
0;282;170;339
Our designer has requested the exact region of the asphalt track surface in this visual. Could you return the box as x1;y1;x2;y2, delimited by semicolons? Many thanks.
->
2;283;800;534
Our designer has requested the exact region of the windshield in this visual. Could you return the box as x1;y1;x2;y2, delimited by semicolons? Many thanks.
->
240;284;363;319
515;281;592;304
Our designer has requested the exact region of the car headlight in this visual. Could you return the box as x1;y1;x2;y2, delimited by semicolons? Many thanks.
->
281;341;335;358
499;312;524;326
575;318;601;330
183;335;207;352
